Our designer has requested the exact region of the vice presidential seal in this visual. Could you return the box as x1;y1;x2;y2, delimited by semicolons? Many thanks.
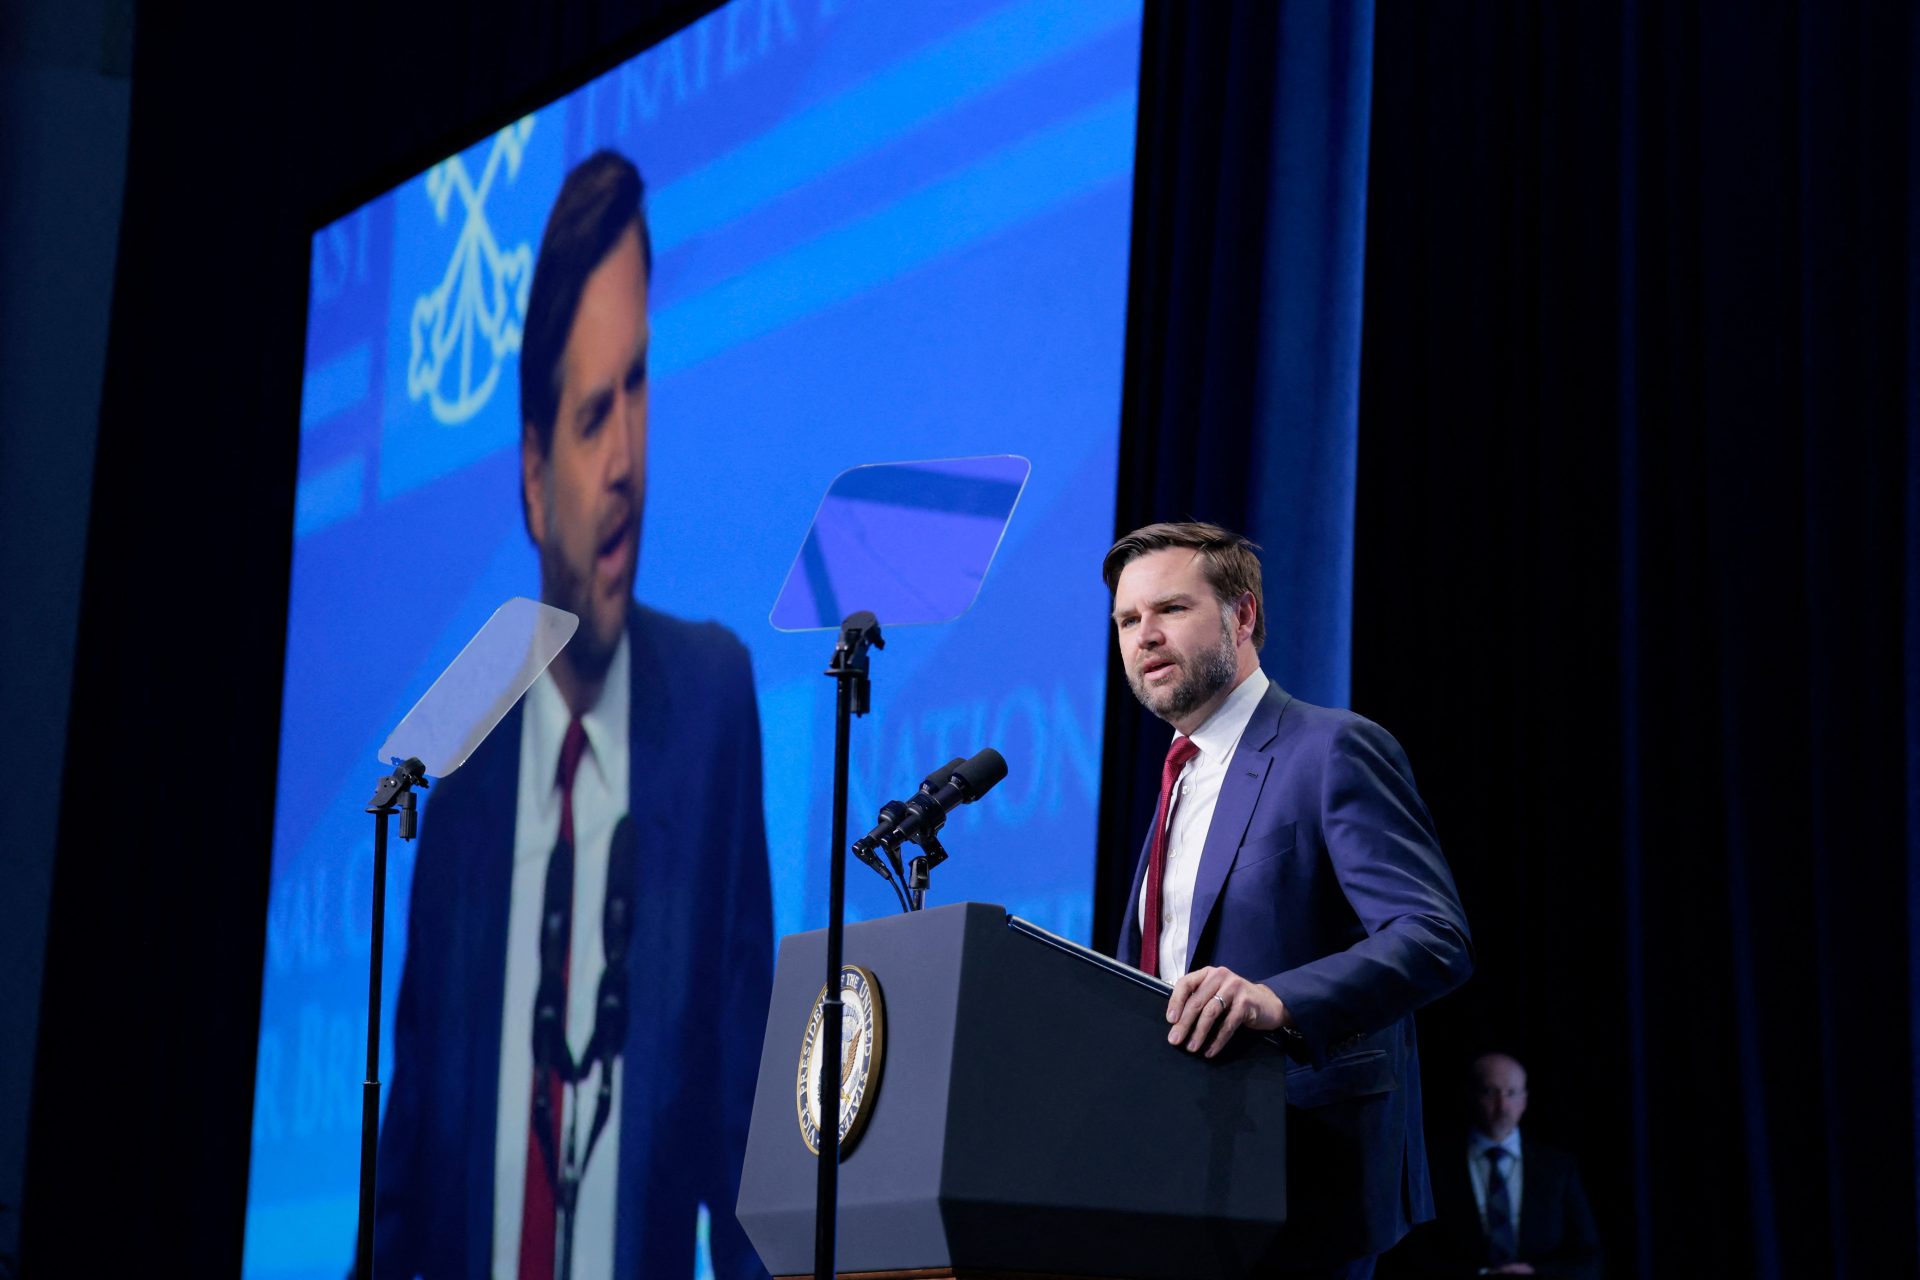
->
797;964;886;1156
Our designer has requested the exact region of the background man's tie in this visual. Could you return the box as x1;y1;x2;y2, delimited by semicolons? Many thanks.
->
1484;1146;1518;1266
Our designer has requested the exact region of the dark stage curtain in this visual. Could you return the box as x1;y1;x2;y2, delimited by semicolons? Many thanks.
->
1096;0;1375;952
1357;2;1920;1277
26;0;1918;1275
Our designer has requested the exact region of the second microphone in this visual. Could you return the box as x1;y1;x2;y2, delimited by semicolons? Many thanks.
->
859;746;1008;855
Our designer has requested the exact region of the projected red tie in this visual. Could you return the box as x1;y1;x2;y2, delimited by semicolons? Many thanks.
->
520;717;588;1280
1139;735;1201;979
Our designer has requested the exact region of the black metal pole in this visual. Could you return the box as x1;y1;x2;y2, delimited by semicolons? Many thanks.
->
814;670;851;1280
356;803;393;1280
355;757;425;1280
814;613;879;1280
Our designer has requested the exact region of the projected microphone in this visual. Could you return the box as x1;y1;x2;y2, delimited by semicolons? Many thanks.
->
528;836;573;1192
573;814;636;1205
587;815;637;1068
532;837;576;1081
886;747;1007;851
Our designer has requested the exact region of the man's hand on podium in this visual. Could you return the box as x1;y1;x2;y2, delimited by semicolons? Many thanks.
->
1166;966;1289;1059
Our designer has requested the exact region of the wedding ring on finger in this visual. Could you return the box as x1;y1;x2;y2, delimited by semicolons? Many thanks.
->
1212;994;1228;1014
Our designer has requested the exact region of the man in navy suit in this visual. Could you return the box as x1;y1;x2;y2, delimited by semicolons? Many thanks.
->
373;151;773;1280
1383;1053;1602;1280
1106;521;1473;1280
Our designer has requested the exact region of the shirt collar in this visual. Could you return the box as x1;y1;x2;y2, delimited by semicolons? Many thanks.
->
1468;1126;1524;1161
1182;667;1271;764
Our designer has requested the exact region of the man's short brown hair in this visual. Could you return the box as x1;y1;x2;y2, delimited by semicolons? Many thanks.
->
1103;521;1266;651
519;149;653;460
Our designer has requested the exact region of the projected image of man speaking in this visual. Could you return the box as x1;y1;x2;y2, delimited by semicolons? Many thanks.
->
372;150;774;1280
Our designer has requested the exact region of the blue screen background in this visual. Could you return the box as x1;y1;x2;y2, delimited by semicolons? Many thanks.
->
245;1;1142;1274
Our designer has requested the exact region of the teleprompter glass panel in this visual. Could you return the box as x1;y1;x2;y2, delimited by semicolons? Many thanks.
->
769;455;1030;632
377;596;577;778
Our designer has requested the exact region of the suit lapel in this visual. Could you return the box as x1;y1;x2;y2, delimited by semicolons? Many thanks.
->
1118;826;1151;964
459;700;521;1280
1184;682;1291;972
623;604;672;819
621;606;678;893
616;607;676;1274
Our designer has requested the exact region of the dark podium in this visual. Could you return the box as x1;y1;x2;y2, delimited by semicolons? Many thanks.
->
736;903;1291;1280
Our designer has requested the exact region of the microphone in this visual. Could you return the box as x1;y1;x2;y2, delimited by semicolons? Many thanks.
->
851;758;962;854
919;756;967;789
851;798;914;867
532;836;576;1081
588;815;637;1068
529;835;574;1190
853;756;962;862
575;814;636;1187
886;747;1007;850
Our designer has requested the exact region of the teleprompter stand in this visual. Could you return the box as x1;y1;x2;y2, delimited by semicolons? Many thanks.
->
817;610;884;1280
768;456;1032;1280
346;597;578;1279
355;757;428;1280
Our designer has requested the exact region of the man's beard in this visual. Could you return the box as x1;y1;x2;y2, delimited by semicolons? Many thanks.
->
1128;611;1238;722
542;531;632;688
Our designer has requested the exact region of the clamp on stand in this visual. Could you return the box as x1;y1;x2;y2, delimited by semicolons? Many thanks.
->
356;756;429;1280
905;832;949;912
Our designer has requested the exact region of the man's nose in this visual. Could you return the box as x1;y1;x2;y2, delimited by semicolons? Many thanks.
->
604;409;635;486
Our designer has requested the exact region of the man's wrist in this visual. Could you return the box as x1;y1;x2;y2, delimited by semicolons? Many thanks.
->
1256;984;1304;1044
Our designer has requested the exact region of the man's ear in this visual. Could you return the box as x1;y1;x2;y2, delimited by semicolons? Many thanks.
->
521;423;548;546
1235;591;1258;646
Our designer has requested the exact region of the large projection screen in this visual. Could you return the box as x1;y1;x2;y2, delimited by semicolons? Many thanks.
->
245;2;1143;1276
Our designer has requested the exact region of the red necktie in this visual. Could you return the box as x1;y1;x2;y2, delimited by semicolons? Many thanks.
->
1139;735;1201;978
519;718;588;1280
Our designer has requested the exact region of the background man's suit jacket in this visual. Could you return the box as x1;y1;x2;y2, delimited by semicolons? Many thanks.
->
1385;1135;1603;1280
373;603;774;1280
1117;681;1473;1267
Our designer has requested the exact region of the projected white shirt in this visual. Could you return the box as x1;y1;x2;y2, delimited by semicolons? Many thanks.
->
493;634;630;1280
1138;668;1270;981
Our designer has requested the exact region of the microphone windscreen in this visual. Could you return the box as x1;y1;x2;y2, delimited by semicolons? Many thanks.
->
954;747;1008;798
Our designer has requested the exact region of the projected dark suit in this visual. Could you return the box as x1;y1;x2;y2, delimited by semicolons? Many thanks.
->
1118;682;1473;1270
373;602;773;1280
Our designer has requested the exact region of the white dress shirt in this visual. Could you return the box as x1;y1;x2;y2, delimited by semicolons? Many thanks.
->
491;635;631;1280
1467;1127;1525;1236
1138;668;1271;980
